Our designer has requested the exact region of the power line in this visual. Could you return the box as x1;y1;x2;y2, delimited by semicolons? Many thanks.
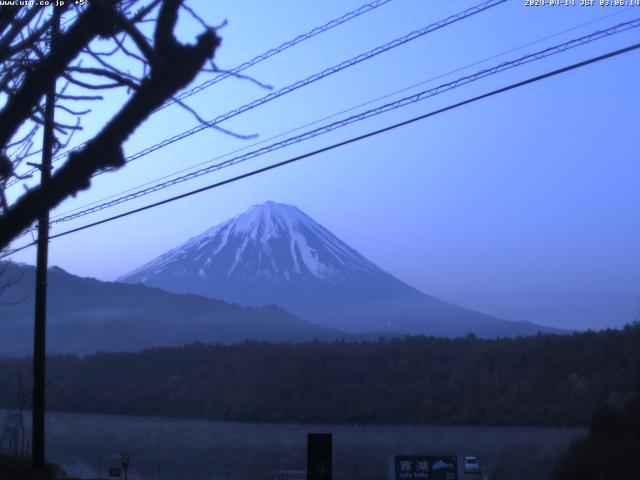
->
47;7;638;223
8;0;505;189
6;0;397;187
4;40;639;259
157;0;396;111
112;0;506;170
45;18;640;226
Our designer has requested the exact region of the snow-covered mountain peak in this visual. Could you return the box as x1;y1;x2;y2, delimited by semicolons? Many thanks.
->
121;201;381;284
205;201;312;243
118;202;549;337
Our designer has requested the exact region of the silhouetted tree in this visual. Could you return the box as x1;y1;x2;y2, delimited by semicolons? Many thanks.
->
0;0;220;250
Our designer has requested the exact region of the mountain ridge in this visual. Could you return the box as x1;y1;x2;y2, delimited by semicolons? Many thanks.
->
0;261;350;356
120;201;560;337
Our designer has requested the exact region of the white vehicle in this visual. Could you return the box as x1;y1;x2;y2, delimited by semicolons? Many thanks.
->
464;456;481;474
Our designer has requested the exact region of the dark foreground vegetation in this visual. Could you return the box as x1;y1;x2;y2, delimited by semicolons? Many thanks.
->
1;324;639;425
554;397;640;480
0;455;61;480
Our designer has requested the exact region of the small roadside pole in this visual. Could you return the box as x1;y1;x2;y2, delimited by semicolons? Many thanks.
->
108;467;122;478
307;433;332;480
31;8;59;480
121;452;130;480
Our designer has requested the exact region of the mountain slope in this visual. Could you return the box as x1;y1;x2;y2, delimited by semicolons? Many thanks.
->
0;261;347;356
120;201;558;337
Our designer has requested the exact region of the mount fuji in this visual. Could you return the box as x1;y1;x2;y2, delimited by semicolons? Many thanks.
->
120;201;557;337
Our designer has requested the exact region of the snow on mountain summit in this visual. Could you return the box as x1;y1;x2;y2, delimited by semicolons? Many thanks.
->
120;201;557;337
122;201;380;284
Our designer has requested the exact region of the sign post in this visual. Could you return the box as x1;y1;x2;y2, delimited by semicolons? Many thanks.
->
307;433;332;480
121;453;129;480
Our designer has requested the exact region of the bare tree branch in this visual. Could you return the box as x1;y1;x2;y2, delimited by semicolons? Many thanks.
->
0;0;221;249
0;2;119;148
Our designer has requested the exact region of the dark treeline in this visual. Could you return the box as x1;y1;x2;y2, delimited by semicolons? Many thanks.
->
1;324;639;425
0;456;61;480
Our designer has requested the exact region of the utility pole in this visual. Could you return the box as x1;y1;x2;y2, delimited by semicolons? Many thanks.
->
32;8;59;480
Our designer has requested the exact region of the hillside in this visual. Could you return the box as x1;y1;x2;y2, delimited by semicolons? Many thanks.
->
0;261;348;356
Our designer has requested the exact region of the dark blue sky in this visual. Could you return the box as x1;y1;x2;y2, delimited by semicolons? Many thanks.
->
7;0;640;330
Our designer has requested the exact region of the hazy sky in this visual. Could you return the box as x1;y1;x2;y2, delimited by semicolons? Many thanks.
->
6;0;640;330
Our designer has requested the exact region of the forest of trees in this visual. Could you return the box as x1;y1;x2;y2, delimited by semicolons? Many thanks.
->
1;324;639;426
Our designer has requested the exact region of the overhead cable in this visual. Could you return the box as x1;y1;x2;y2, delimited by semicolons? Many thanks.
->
47;18;640;225
5;0;397;187
9;0;505;188
48;7;639;222
4;40;638;258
